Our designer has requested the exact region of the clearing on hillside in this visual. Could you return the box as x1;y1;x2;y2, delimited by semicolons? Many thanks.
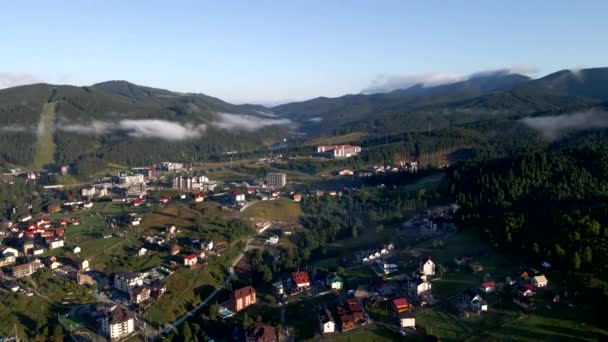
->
241;198;303;223
31;101;57;169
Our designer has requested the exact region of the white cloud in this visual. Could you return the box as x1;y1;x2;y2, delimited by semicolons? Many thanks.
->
57;119;207;141
521;109;608;140
0;72;42;89
362;65;539;94
212;113;292;131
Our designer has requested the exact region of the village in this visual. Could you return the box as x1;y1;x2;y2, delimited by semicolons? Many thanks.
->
0;145;586;341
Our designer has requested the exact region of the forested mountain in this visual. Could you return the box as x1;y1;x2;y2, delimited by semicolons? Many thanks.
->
273;68;608;135
0;81;291;174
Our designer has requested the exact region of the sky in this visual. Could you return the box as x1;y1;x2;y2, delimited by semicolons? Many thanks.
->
1;1;607;104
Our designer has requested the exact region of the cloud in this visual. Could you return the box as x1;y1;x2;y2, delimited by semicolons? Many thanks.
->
211;113;292;131
57;119;207;141
362;65;539;94
0;72;42;89
520;109;608;140
0;124;32;132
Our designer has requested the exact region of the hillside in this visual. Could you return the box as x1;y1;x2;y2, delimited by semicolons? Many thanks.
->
0;81;291;173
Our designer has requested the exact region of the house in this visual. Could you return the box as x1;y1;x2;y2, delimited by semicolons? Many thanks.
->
12;260;44;278
326;274;344;290
463;289;488;312
18;214;32;222
165;225;177;235
73;258;89;271
518;284;537;297
2;247;18;258
46;203;62;214
272;281;284;295
337;298;366;331
229;189;246;203
32;246;45;256
137;247;147;256
159;196;171;204
319;305;335;334
399;311;416;329
47;238;65;249
409;278;432;296
0;251;16;267
77;272;97;286
194;193;205;203
338;169;354;176
532;275;548;288
420;257;436;278
377;257;399;274
170;244;181;255
392;297;411;313
130;286;151;304
132;198;144;207
480;281;497;293
3;280;20;292
99;305;135;340
513;296;533;309
201;240;214;251
231;286;256;312
22;240;34;254
73;246;81;254
246;324;277;342
469;261;484;272
184;254;197;267
292;271;311;289
266;235;279;245
130;216;141;226
114;272;144;293
292;193;302;202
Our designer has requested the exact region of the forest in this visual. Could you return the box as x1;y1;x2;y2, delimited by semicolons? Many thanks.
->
449;145;608;276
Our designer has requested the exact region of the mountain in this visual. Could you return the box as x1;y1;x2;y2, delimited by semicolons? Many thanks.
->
272;68;608;135
0;81;290;173
392;72;531;97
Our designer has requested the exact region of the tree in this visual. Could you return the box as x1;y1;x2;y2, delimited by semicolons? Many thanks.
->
262;266;273;283
583;247;593;264
351;225;358;238
242;312;254;329
375;224;384;233
177;206;184;218
532;243;540;254
571;252;582;270
181;322;193;341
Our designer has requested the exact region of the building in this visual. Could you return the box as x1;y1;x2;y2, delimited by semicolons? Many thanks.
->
337;298;366;331
194;193;205;203
399;311;416;329
266;173;287;188
292;271;311;289
46;203;62;214
170;244;181;255
532;275;548;287
118;173;144;185
114;272;144;293
338;169;354;176
100;306;135;340
229;189;246;203
0;252;16;267
266;235;279;245
12;260;44;278
184;254;197;267
231;286;256;312
326;274;343;290
292;193;302;202
480;281;497;293
47;238;65;249
420;257;436;278
319;305;335;334
316;145;362;158
130;286;151;304
73;246;82;254
246;324;277;342
392;298;411;313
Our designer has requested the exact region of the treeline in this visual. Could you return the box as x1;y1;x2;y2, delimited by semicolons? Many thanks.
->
449;146;608;275
298;189;429;259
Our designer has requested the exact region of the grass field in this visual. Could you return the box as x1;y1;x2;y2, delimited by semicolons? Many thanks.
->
326;326;401;342
241;198;303;222
31;101;57;170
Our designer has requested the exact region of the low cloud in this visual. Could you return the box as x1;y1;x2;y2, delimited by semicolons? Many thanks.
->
0;72;42;89
57;119;208;141
362;65;539;94
0;124;33;132
521;109;608;140
211;113;292;131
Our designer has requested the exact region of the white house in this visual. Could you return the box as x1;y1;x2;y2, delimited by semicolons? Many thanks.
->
137;247;148;256
266;235;279;245
399;312;416;328
319;306;335;334
114;272;144;293
48;239;65;249
100;306;135;340
532;275;548;287
410;278;432;296
420;257;436;277
73;246;81;254
326;274;344;290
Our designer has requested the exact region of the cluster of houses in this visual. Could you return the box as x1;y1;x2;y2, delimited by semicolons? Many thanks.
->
316;145;362;158
318;298;368;335
113;271;167;307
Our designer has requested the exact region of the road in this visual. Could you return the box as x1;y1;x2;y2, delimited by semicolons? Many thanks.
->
162;237;254;334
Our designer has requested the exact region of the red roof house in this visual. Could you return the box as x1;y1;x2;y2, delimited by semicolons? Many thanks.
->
392;297;411;313
184;254;197;266
291;271;310;288
159;196;171;204
481;281;497;292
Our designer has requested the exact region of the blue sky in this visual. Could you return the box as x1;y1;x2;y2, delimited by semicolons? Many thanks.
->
1;1;607;104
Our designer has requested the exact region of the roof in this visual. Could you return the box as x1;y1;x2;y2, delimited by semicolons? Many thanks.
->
233;286;255;300
533;275;548;283
520;284;537;291
184;254;197;260
106;306;135;325
247;324;277;342
481;281;497;288
115;271;141;280
392;297;410;309
327;274;343;283
292;271;310;285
